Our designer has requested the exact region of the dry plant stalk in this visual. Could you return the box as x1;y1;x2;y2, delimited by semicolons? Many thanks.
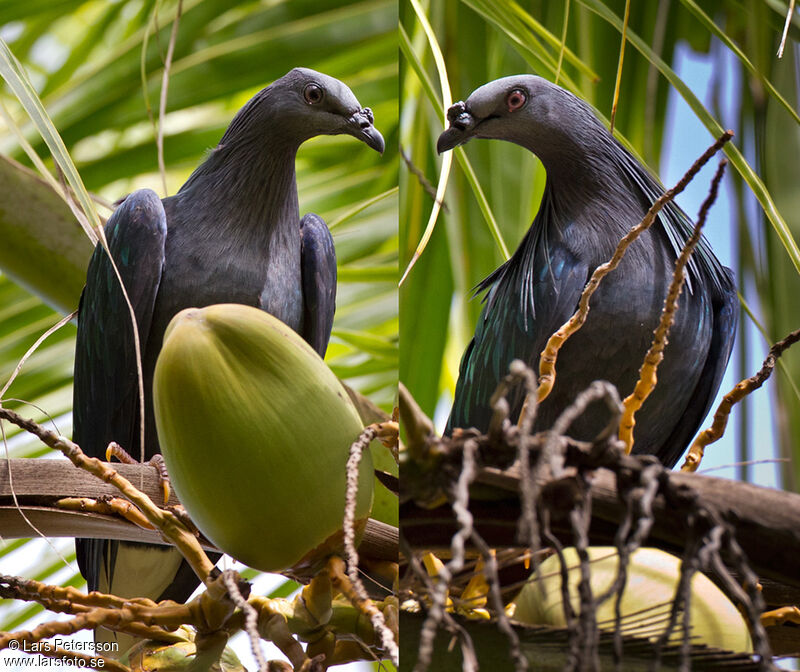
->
526;130;734;423
0;566;239;651
401;145;448;211
619;159;727;452
222;569;268;671
343;423;399;665
2;557;394;669
0;409;398;669
0;574;185;640
0;406;215;582
56;495;156;529
403;363;778;672
682;326;800;472
0;406;224;665
413;438;481;672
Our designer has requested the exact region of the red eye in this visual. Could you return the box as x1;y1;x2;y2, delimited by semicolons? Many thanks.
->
506;88;526;112
303;83;324;105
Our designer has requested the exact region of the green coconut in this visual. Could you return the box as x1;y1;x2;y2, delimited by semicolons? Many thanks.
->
153;303;373;573
512;546;751;652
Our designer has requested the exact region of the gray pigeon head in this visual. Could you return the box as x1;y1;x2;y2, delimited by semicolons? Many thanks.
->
437;75;603;163
272;67;384;153
225;67;384;154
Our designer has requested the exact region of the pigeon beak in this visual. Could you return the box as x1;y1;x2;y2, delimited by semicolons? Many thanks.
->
437;126;470;154
361;124;385;154
349;108;385;155
437;101;477;154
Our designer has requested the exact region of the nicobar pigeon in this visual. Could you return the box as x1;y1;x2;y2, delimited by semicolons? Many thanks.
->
73;68;384;646
438;76;737;468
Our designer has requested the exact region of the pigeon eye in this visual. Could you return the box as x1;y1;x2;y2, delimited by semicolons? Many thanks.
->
506;89;527;112
303;83;324;105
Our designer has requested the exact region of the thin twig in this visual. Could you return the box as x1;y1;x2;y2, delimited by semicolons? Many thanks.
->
650;527;702;671
541;381;623;479
698;457;790;474
54;164;96;245
470;531;527;671
777;0;796;58
400;538;479;671
0;311;76;400
619;159;727;452
400;0;455;286
157;0;183;196
704;526;775;667
509;361;540;551
609;0;631;133
542;512;578;655
400;146;448;212
414;439;479;672
569;476;598;672
682;326;800;471
222;570;267;672
0;421;73;568
344;426;375;585
140;0;159;151
555;0;571;86
343;425;399;665
0;573;184;642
